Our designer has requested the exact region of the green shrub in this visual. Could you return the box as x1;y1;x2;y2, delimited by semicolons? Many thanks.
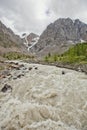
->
44;42;87;64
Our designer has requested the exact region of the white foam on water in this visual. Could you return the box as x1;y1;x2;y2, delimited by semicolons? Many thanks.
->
0;63;87;130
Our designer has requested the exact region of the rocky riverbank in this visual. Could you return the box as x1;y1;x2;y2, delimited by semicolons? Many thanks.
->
0;60;38;84
24;59;87;74
0;60;87;84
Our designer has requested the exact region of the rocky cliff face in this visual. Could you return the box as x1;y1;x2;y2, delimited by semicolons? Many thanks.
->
22;33;39;51
0;21;26;55
31;18;87;56
27;33;39;45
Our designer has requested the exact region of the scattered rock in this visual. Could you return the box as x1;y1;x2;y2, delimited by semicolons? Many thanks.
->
9;64;20;70
17;74;24;78
17;74;21;78
1;84;12;93
9;62;14;64
20;64;24;68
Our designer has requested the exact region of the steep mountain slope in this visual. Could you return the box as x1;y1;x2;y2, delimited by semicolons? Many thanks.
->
0;21;26;55
31;18;87;56
44;42;87;64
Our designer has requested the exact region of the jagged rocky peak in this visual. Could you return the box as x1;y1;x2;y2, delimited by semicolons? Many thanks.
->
31;18;87;56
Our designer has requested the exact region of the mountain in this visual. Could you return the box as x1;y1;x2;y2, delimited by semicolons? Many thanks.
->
23;33;39;51
27;33;39;45
0;20;26;55
30;18;87;56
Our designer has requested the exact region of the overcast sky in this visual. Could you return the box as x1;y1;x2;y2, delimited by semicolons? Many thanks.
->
0;0;87;36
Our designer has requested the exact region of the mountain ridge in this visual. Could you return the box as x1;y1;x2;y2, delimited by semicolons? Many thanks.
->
0;20;27;55
30;18;87;57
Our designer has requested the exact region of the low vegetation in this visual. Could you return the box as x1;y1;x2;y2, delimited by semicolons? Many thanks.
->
44;43;87;64
3;52;34;60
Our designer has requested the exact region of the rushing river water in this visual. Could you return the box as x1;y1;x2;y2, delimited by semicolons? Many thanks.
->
0;62;87;130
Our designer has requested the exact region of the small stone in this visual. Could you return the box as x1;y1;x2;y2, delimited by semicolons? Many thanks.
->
29;67;32;70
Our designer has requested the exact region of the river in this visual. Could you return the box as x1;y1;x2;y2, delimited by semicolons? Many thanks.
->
0;62;87;130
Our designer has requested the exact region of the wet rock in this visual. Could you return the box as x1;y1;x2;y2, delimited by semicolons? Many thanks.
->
35;67;38;70
20;64;24;68
1;84;12;93
17;75;21;78
29;67;32;70
17;74;24;78
62;71;65;75
8;64;20;70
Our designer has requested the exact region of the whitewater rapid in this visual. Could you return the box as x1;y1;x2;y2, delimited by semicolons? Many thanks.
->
0;62;87;130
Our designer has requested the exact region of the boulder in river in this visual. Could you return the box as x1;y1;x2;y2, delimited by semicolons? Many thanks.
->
1;84;12;93
62;71;65;75
29;67;32;70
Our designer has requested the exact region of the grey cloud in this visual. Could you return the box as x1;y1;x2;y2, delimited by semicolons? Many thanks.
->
48;0;87;18
0;0;87;35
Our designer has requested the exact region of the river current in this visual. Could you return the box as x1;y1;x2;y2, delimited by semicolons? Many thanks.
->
0;63;87;130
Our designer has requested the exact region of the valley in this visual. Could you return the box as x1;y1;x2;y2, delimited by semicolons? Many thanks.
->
0;17;87;130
